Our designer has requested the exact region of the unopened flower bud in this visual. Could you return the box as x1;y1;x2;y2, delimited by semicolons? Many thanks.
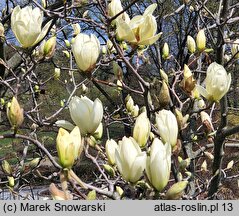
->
147;92;153;107
199;98;206;109
131;105;139;117
72;23;81;36
201;160;207;171
103;164;115;177
62;50;70;58
105;139;118;165
116;186;124;197
136;180;150;190
113;61;123;80
1;160;12;175
189;6;194;12
184;0;190;4
41;0;46;8
121;41;128;50
44;36;56;58
160;69;168;84
102;45;107;54
177;172;183;182
231;39;239;59
29;158;40;169
21;68;26;73
0;98;5;106
187;35;196;53
133;112;151;148
184;64;192;79
8;176;15;187
175;109;189;130
185;171;192;178
49;183;72;200
7;97;24;130
87;190;96;200
165;181;188;200
178;157;191;171
204;151;214;160
158;80;170;107
200;111;214;132
162;42;169;59
87;136;97;147
181;64;196;93
191;88;200;99
125;95;134;112
54;68;61;79
196;29;206;52
0;22;4;37
83;10;89;18
226;160;234;170
149;132;155;141
117;80;123;90
107;39;116;53
81;83;88;93
93;123;103;140
64;40;71;48
60;100;65;107
34;85;40;92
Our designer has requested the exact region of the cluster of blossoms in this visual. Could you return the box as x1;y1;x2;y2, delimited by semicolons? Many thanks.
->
6;0;234;199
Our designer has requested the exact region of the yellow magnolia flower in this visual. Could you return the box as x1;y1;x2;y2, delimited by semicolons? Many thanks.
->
56;96;103;136
116;4;162;46
146;138;171;191
155;109;178;147
72;33;100;72
196;62;231;102
56;126;82;169
11;6;52;48
115;137;146;183
133;112;151;148
108;0;130;24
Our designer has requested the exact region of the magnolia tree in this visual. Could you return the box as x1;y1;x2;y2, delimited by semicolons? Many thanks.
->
0;0;239;200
